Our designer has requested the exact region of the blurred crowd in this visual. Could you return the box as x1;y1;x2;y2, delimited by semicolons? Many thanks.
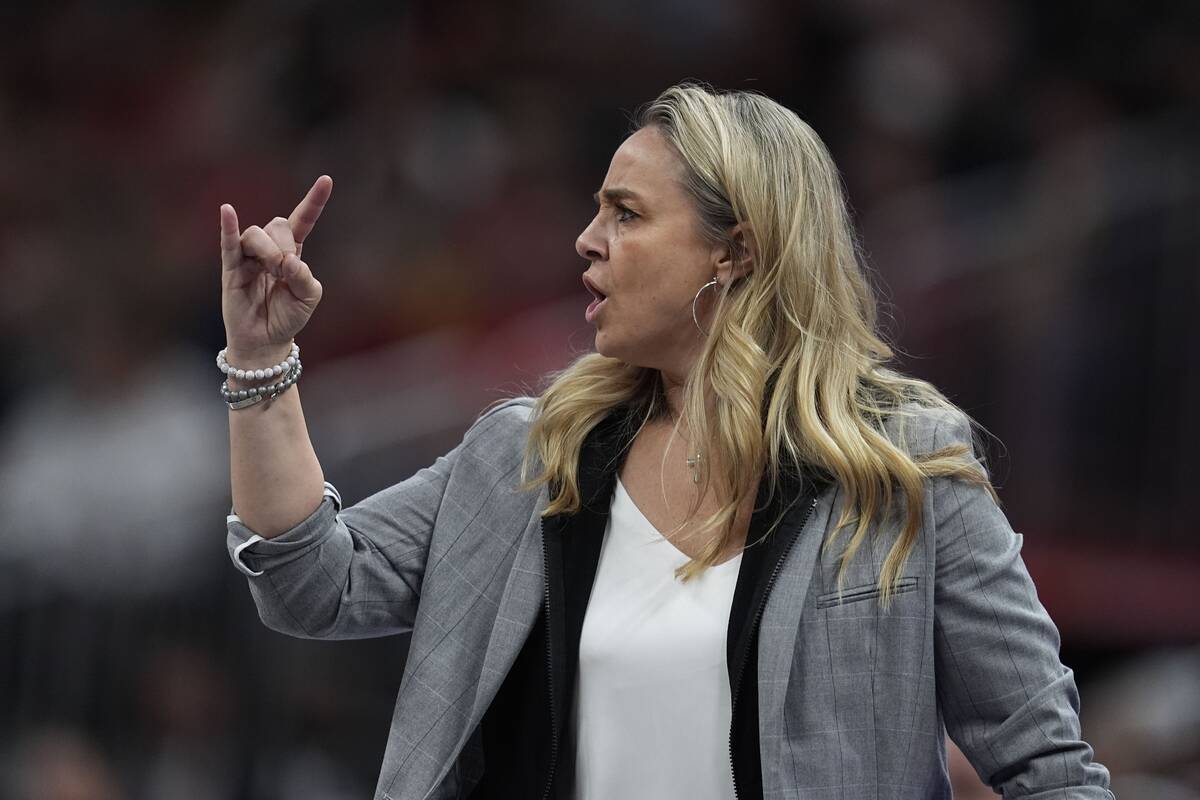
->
0;0;1197;797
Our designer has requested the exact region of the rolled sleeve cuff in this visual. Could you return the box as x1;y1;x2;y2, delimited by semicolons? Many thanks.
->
227;482;343;577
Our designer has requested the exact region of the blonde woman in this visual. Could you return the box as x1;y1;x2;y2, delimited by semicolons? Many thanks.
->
221;83;1113;799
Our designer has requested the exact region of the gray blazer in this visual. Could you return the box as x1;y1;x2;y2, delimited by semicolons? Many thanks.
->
227;397;1114;799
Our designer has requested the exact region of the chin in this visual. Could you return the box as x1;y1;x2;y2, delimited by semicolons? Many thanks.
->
593;330;624;361
594;332;654;369
593;329;615;358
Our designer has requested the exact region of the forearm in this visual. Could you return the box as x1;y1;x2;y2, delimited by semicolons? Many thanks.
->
227;342;325;537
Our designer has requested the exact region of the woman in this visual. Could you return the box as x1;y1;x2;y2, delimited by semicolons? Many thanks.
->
220;83;1114;799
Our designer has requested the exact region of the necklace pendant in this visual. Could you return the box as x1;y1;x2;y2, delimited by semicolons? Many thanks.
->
687;452;701;484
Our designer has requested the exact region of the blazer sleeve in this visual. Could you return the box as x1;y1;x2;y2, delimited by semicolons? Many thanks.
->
929;409;1115;798
225;397;532;641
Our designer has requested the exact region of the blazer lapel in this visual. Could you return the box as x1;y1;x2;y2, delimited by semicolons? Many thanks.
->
467;483;550;726
423;482;551;800
724;457;831;797
465;406;636;735
725;463;818;690
754;479;839;794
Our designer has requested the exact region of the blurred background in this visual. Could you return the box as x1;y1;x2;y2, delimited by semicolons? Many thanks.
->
1;0;1197;798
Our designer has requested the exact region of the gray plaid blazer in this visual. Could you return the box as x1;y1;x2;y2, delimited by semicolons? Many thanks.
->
227;397;1114;799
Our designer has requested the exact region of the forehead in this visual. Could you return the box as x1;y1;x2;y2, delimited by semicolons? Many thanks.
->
598;127;688;205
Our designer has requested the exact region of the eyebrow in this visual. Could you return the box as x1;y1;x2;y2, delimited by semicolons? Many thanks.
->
592;187;643;205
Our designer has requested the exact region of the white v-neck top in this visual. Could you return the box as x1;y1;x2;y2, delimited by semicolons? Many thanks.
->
571;476;743;800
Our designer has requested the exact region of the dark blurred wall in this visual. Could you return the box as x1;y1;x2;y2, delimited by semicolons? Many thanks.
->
1;2;1197;798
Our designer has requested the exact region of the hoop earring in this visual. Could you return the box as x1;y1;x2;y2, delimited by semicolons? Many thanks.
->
692;278;720;337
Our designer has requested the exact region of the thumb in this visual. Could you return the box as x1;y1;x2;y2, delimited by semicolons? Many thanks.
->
281;254;322;304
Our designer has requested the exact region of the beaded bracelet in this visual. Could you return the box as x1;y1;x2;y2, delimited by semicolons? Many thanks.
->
217;343;300;382
221;360;303;410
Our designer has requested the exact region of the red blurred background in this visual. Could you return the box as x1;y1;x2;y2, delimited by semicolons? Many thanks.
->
1;1;1197;797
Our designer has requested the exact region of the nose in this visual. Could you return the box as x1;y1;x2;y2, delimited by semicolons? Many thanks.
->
575;214;606;262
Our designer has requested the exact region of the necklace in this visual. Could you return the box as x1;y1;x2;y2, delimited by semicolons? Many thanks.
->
665;406;704;484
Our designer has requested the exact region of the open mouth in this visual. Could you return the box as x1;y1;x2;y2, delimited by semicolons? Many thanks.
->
583;275;607;323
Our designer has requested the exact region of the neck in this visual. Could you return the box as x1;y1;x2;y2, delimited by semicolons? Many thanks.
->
657;369;716;439
659;369;687;423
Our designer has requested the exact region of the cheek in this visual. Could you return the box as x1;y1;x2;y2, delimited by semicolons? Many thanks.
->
609;223;706;321
613;237;674;296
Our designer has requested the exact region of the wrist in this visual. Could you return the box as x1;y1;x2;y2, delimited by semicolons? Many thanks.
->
221;340;299;388
224;340;296;364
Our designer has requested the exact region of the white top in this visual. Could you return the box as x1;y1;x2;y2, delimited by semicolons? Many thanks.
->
571;476;743;800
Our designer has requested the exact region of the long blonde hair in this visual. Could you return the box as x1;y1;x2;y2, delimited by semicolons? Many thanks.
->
517;82;996;604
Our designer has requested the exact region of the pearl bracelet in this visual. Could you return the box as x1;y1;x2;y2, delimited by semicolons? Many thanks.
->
217;343;300;382
221;359;303;410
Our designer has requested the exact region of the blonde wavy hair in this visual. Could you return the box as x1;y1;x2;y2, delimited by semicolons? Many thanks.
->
516;81;997;604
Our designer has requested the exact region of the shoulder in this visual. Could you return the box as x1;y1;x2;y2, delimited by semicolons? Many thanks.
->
880;401;975;458
469;395;537;431
460;395;538;455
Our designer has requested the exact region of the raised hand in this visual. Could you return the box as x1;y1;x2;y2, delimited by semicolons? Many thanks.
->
220;176;332;359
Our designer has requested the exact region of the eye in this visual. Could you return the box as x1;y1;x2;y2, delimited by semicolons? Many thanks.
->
615;205;638;223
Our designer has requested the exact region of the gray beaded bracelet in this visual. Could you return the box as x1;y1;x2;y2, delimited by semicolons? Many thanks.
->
221;359;303;410
217;342;300;382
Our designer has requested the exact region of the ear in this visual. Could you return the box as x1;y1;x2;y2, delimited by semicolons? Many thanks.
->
712;222;755;286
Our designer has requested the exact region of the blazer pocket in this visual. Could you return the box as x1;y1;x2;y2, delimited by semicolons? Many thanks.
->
816;576;920;608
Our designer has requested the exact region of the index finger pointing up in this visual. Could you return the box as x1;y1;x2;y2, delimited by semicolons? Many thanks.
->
289;175;333;249
220;204;241;270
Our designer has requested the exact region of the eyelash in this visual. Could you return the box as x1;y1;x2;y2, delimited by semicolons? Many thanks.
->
615;205;637;223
